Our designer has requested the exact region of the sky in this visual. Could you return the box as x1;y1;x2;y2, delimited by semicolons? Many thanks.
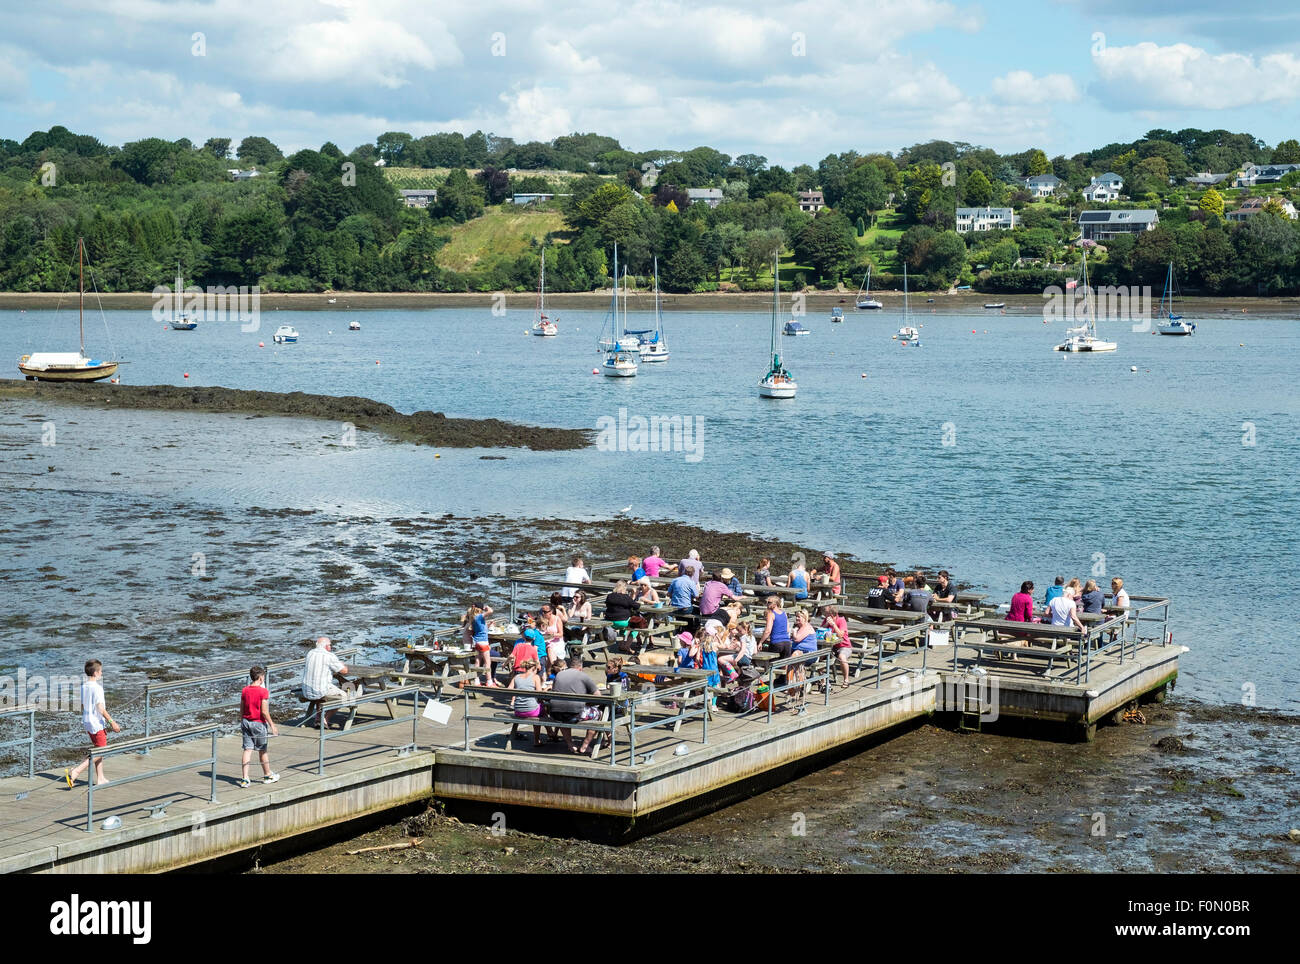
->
1;0;1299;165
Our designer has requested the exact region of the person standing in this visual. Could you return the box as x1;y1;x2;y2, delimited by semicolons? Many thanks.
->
65;659;120;789
239;666;279;788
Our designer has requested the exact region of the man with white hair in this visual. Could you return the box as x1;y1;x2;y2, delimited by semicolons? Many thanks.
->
301;637;350;727
678;548;704;586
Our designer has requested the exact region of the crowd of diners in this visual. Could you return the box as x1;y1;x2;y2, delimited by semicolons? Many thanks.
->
451;549;1135;754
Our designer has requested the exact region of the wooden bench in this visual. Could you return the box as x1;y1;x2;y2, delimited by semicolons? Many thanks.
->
955;619;1083;677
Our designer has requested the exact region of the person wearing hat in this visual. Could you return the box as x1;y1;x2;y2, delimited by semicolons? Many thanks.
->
675;631;701;669
699;569;740;624
866;574;892;609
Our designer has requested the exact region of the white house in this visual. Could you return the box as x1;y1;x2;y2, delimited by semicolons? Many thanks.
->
1233;162;1300;187
686;188;725;208
1077;209;1158;241
1023;173;1062;197
1226;196;1299;221
797;189;826;213
399;189;438;209
1083;172;1123;203
955;206;1016;233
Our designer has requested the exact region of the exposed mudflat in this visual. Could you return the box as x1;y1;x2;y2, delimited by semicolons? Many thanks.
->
0;379;592;450
257;698;1299;875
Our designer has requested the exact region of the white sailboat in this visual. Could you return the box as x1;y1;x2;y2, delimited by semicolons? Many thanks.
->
596;245;640;358
531;248;558;336
758;258;797;399
627;256;670;362
18;238;119;382
893;264;921;345
855;266;883;309
1156;262;1195;335
601;245;638;377
1055;250;1117;352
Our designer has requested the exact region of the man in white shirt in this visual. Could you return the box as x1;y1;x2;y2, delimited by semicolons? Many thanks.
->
1048;588;1084;631
301;637;349;726
562;556;591;600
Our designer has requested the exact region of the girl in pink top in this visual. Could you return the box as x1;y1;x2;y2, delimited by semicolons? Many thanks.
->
1007;581;1038;622
821;605;852;689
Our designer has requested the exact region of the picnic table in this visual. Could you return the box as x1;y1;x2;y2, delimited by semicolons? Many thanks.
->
295;664;401;732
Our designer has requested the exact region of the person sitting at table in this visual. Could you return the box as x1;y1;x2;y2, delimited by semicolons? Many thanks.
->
509;659;545;745
700;569;740;623
811;552;842;595
605;655;630;689
1110;577;1130;610
1007;581;1038;623
1048;586;1085;631
460;604;497;688
786;558;810;601
632;576;661;607
540;602;567;663
628;555;646;582
603;579;640;630
904;575;933;614
821;605;852;689
727;569;744;596
563;590;593;641
668;569;699;618
753;557;774;588
717;626;745;683
1043;575;1065;608
1080;579;1105;615
512;617;543;675
548;656;601;755
930;571;956;622
888;570;907;609
736;619;758;667
758;595;793;659
788;610;819;711
643;546;668;578
867;574;893;609
547;656;566;684
678;549;704;587
676;631;701;669
301;636;350;728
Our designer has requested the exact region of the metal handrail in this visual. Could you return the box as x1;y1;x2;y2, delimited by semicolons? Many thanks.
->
143;648;359;747
761;649;835;723
312;684;426;775
0;703;37;779
83;723;222;832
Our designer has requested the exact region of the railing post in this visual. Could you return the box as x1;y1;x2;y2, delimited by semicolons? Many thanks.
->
317;707;326;776
701;684;709;745
823;651;831;705
143;688;151;755
209;731;218;802
27;709;35;779
876;636;884;689
85;769;94;832
412;689;421;748
628;700;636;765
463;688;470;750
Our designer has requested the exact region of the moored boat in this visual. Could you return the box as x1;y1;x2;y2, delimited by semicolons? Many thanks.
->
759;259;797;399
17;238;118;382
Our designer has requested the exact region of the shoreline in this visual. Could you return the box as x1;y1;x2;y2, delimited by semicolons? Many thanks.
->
2;289;1298;315
0;379;593;451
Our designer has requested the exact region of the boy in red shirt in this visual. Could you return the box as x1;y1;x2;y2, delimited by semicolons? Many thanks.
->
239;666;279;788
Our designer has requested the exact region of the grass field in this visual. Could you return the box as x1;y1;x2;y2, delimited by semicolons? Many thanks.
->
436;204;568;272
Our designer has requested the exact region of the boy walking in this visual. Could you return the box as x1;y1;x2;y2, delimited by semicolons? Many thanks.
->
239;666;279;788
65;659;120;788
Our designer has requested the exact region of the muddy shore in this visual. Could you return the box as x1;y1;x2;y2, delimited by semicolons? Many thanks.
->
0;379;592;450
256;698;1300;875
3;290;1298;316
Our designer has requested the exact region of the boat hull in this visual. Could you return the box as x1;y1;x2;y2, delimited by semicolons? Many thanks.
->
639;348;669;362
856;302;883;309
602;365;637;377
758;381;797;398
18;361;118;382
1055;341;1117;352
531;325;557;337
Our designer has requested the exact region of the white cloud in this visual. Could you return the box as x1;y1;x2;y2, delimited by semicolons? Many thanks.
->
1092;41;1300;109
992;70;1081;105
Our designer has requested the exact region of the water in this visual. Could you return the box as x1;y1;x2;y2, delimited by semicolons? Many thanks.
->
2;305;1298;713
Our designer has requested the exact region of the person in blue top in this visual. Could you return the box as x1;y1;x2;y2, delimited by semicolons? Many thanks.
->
669;572;698;610
461;603;496;687
786;559;809;600
758;595;792;658
1043;576;1065;607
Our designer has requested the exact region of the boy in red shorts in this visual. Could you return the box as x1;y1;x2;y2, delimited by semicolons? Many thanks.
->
65;659;120;788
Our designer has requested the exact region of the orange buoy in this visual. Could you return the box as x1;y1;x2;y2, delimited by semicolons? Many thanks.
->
376;360;381;365
258;341;264;347
183;372;189;378
592;368;599;374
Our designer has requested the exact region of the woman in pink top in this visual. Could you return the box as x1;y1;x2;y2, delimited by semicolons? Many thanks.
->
820;605;852;688
1007;581;1037;622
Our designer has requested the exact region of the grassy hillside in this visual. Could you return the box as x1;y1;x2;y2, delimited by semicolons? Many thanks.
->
437;204;568;272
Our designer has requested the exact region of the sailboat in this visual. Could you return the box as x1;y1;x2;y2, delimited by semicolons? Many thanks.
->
1156;262;1195;335
169;262;197;329
18;238;119;382
596;244;640;358
625;256;669;362
895;264;920;345
855;266;883;309
758;258;797;399
1055;250;1117;352
531;248;558;336
600;245;638;377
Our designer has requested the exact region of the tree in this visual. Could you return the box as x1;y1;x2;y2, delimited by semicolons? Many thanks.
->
1272;139;1300;164
752;165;795;197
114;138;178;185
963;169;993;207
236;136;283;167
1200;188;1225;221
1262;197;1289;218
661;243;707;291
569;182;636;229
794;212;856;282
376;131;413;166
837;163;889;225
735;154;768;176
477;165;511;205
1025;149;1051;176
741;228;786;280
203;138;231;159
433;169;485;223
924;231;968;287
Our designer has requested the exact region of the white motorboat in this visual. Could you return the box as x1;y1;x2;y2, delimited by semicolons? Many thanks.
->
897;325;920;340
782;320;811;336
758;258;797;399
273;325;299;344
348;320;361;331
831;306;844;322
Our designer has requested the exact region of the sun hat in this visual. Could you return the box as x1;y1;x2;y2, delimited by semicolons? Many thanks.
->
719;567;735;580
677;631;694;645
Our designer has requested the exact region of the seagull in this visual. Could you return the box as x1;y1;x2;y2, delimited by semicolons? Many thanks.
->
618;505;632;514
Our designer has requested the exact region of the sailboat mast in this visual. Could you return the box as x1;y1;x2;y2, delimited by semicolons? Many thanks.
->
78;238;85;355
654;256;661;333
771;257;778;359
539;248;545;319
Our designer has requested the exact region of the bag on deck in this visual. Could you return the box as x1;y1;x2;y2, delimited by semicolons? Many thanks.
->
727;687;756;713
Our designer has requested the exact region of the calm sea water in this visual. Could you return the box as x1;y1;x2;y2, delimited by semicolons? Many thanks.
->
2;303;1298;710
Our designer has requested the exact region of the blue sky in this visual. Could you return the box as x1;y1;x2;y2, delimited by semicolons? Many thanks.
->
1;0;1298;165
